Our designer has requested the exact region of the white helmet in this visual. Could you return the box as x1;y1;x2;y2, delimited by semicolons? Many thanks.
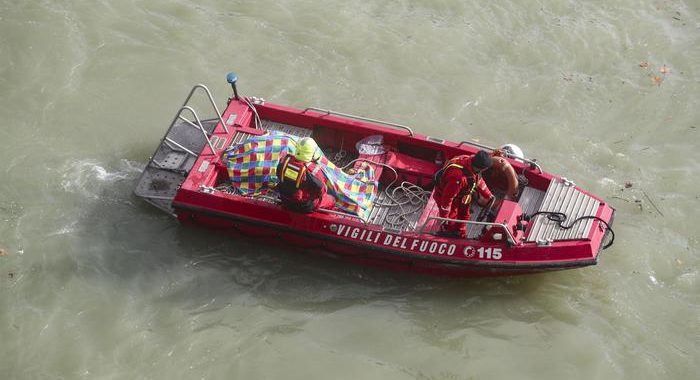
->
500;144;524;160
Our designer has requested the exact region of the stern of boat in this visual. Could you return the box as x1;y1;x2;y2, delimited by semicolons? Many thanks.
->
134;84;232;216
521;176;615;259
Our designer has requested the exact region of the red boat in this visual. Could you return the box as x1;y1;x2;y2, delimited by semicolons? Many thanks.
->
135;73;615;276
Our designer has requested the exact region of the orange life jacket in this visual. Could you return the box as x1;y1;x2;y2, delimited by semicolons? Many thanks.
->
435;158;479;205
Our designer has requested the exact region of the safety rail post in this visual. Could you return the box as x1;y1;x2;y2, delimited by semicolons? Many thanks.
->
302;107;414;136
418;216;518;245
170;84;228;134
178;106;217;154
148;84;229;167
163;137;198;157
457;140;543;173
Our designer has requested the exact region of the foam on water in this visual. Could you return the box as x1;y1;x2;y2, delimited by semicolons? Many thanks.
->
59;159;143;199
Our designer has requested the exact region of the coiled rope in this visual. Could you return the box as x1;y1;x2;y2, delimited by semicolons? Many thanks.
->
341;159;431;230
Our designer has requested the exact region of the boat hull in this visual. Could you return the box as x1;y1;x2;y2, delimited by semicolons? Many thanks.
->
135;81;616;278
174;202;603;277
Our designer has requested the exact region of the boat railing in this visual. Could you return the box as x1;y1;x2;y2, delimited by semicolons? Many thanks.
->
176;106;217;154
181;84;229;134
417;216;518;245
457;140;543;173
302;107;414;136
157;84;229;157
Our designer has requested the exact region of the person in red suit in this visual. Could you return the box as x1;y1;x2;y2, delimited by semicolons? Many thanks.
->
277;137;334;213
433;150;495;238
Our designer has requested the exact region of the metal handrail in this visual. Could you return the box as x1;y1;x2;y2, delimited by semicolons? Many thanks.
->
164;137;198;157
178;106;216;154
148;84;228;166
302;107;414;136
458;140;543;173
316;208;368;224
418;216;518;245
178;84;229;133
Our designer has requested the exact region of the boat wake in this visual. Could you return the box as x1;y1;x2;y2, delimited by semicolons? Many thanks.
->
60;159;144;200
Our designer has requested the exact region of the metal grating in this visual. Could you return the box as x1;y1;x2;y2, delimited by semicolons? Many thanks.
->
526;178;600;242
261;120;313;138
518;186;546;216
156;151;187;169
134;168;183;199
226;120;313;150
135;119;219;215
222;122;315;198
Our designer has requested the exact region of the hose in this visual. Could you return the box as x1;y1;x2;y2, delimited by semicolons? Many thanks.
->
524;211;615;250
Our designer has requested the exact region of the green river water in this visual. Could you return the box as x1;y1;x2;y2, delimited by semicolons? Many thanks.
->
1;1;698;379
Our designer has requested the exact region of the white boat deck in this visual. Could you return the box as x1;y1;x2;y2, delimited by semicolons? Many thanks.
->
525;178;599;243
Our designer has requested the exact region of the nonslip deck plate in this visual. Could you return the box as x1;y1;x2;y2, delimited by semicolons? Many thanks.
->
158;152;187;169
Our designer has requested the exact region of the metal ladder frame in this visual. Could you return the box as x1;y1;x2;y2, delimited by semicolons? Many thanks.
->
136;84;228;214
156;84;229;160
